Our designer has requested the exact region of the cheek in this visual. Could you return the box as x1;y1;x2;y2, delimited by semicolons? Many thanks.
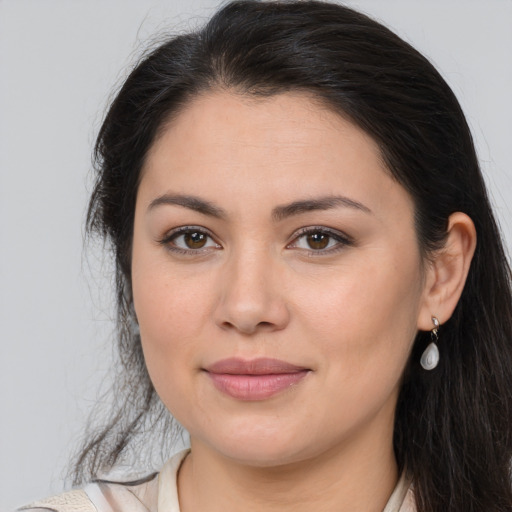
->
134;266;213;356
293;249;423;375
289;257;422;437
133;277;211;433
135;273;206;334
131;250;216;407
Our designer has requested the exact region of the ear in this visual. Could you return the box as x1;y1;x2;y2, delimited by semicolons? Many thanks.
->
417;212;477;331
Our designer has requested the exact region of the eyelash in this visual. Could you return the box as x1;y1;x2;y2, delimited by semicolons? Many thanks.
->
287;226;354;255
158;226;221;255
158;226;353;256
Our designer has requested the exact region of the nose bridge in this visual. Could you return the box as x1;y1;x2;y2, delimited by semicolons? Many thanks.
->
215;241;289;334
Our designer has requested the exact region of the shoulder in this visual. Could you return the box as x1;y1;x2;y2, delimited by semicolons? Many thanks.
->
17;489;96;512
16;450;189;512
383;472;416;512
399;487;416;512
16;474;159;512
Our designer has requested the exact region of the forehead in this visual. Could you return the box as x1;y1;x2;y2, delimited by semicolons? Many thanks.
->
139;90;410;218
152;90;378;150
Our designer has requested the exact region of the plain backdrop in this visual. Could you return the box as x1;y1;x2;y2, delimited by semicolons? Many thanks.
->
1;0;511;509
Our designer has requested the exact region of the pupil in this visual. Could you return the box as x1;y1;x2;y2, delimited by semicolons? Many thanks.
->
307;233;329;250
185;232;206;248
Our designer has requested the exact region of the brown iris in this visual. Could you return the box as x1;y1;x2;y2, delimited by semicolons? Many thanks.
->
307;232;330;250
184;231;207;249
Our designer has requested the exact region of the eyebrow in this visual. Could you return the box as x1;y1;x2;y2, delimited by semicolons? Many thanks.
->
271;196;372;221
148;194;227;219
148;193;371;220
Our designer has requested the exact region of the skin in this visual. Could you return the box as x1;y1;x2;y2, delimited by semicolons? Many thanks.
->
131;91;476;512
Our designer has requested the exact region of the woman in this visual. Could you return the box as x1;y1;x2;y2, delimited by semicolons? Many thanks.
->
19;1;512;511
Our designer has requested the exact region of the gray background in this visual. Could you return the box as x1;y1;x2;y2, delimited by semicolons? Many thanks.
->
1;0;511;509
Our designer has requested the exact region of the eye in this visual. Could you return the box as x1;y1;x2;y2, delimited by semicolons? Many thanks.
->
288;227;352;253
159;227;221;253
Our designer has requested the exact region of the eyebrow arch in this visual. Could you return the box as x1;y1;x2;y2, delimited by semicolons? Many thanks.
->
272;196;372;222
147;193;371;221
148;193;227;219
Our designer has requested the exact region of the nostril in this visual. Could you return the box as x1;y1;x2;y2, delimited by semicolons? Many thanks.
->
219;319;276;334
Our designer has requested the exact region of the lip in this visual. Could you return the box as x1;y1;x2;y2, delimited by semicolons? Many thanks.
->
204;358;311;401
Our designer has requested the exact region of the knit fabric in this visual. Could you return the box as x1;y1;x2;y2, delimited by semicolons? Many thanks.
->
19;489;97;512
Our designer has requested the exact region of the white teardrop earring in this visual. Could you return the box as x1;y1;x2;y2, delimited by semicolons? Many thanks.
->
420;316;440;370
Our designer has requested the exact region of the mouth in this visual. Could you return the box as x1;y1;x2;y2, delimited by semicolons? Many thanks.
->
203;357;311;401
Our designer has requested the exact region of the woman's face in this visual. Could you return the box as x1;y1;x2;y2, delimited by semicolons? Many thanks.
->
132;91;430;466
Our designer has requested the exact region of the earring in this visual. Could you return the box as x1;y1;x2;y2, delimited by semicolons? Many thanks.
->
130;316;140;337
129;305;140;337
420;316;440;370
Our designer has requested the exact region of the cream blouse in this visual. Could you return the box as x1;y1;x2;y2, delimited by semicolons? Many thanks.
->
19;450;415;512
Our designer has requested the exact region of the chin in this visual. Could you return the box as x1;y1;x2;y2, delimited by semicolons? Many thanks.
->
195;427;317;468
221;444;310;468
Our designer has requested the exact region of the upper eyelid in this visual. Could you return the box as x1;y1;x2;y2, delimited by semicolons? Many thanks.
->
290;226;353;242
159;225;218;243
158;225;352;248
158;227;222;255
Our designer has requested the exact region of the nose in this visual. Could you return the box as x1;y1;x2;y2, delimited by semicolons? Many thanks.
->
214;248;290;335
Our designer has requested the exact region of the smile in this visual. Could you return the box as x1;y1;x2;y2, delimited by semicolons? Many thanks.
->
204;358;311;401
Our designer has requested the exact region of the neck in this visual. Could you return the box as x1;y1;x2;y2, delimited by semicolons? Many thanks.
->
177;423;398;512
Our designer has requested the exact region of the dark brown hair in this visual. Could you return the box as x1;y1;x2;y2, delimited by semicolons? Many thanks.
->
78;2;512;510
